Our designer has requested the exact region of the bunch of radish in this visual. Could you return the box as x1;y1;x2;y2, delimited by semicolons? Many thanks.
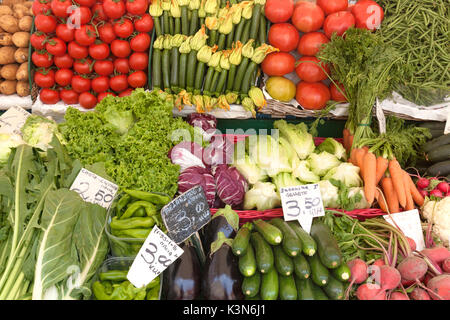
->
31;0;153;109
416;177;450;199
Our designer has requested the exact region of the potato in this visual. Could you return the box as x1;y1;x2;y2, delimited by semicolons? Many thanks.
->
0;15;19;33
14;47;28;63
12;32;29;48
16;62;28;81
0;47;17;64
0;33;13;46
18;16;32;31
0;5;13;16
16;80;29;97
23;2;33;9
13;4;30;19
0;80;17;95
0;64;19;80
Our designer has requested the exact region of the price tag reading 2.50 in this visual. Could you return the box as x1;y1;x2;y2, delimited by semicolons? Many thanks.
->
127;226;184;288
70;168;118;209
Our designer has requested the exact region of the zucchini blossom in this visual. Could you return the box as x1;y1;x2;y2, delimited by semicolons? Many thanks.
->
178;0;189;6
193;95;205;113
225;92;238;104
232;4;243;25
153;35;165;50
208;51;222;68
161;0;171;11
179;36;192;54
198;0;206;18
229;41;243;65
205;16;219;31
242;39;255;59
219;11;233;34
218;95;231;110
205;0;218;15
241;1;254;20
171;34;186;47
251;44;278;64
149;0;163;17
170;0;181;18
190;25;208;51
188;0;200;10
219;50;231;70
249;87;267;110
242;96;256;117
163;35;173;50
197;45;218;64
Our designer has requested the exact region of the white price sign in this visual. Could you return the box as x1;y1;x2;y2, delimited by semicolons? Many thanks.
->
70;168;118;209
444;108;450;135
127;226;184;288
0;106;30;135
280;184;325;233
383;209;425;251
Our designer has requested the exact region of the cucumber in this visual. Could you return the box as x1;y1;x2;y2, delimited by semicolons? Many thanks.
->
260;267;278;300
332;263;351;282
242;272;261;298
239;243;257;277
423;134;450;153
323;274;345;300
250;232;274;274
310;222;343;269
273;246;294;276
287;221;317;256
295;277;315;300
307;254;329;287
279;275;297;300
254;219;283;245
292;253;311;279
245;294;261;300
311;282;329;300
232;224;252;256
427;144;450;163
270;218;302;257
429;129;445;139
417;121;445;131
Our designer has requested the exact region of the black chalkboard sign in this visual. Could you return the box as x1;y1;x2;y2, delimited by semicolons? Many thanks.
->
160;185;211;244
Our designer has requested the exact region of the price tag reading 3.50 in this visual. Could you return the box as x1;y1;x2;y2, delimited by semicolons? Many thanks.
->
70;168;118;209
127;226;184;288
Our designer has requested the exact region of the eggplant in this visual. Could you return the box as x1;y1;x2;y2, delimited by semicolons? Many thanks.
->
162;242;202;300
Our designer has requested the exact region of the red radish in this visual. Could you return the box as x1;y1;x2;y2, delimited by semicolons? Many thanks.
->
437;182;449;194
372;259;385;267
429;189;443;198
345;259;368;299
423;273;433;286
443;258;450;273
410;287;431;300
356;284;386;300
427;274;450;300
416;177;429;189
397;256;428;282
406;237;417;251
379;265;401;290
390;292;409;300
421;247;450;265
419;189;428;198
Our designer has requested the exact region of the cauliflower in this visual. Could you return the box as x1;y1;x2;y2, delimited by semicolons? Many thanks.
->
422;197;450;247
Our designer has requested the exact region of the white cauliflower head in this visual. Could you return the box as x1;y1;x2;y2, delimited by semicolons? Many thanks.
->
422;197;450;247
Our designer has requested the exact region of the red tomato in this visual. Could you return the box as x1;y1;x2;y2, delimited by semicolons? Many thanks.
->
128;71;147;88
56;24;75;42
126;0;148;15
94;60;114;76
268;23;299;53
295;56;329;83
98;23;116;44
261;52;295;76
317;0;348;15
55;68;74;86
351;0;384;31
89;42;110;60
113;19;134;39
32;51;54;68
40;88;60;104
292;2;324;33
74;0;96;7
75;24;97;46
34;69;55;88
129;52;148;70
134;14;153;33
60;88;79;104
54;53;74;68
330;82;347;102
73;58;93;74
111;39;131;58
71;75;91;93
30;32;47;50
103;0;126;19
91;76;110;93
68;6;92;26
32;0;51;16
114;58;130;74
296;81;330;110
92;3;108;22
323;11;355;38
110;74;129;92
264;0;294;23
118;88;133;97
130;33;151;52
98;91;116;101
45;38;67;57
79;92;97;109
34;14;57;33
68;41;89;59
297;32;329;56
51;0;72;18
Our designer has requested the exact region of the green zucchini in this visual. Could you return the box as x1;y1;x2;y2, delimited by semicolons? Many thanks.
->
162;49;171;92
186;50;198;92
311;282;329;300
427;144;450;163
245;294;261;300
287;221;317;256
332;263;351;282
295;277;315;300
307;254;329;287
292;253;311;280
170;47;179;91
323;274;345;300
417;122;445;131
427;160;450;177
152;49;162;90
270;218;302;257
253;219;283;246
250;232;274;274
273;246;294;276
239;243;257;277
279;275;297;300
423;134;450;153
260;267;278;300
249;3;262;41
242;272;260;298
178;53;188;90
310;222;343;269
232;224;252;256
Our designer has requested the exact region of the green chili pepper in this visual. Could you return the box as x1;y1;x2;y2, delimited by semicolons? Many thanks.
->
99;270;129;282
115;228;151;239
110;216;156;230
146;286;160;300
120;201;157;219
92;281;112;300
116;194;132;217
123;189;171;206
133;207;146;217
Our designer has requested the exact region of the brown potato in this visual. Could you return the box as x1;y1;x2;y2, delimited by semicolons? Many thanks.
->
23;2;34;9
0;33;13;46
0;5;13;16
0;64;19;80
12;32;29;48
13;4;30;19
16;62;28;81
16;80;29;97
18;16;32;31
0;80;17;95
0;15;19;33
14;47;28;63
0;47;17;64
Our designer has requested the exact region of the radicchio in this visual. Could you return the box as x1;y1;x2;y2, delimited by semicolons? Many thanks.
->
169;141;205;171
178;166;216;207
187;113;218;142
203;135;234;167
212;164;248;208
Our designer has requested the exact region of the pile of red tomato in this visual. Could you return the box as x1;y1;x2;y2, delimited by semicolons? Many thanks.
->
262;0;384;110
31;0;153;108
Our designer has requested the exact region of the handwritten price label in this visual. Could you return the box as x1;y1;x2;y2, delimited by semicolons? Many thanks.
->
444;108;450;135
69;168;118;209
0;106;30;135
127;226;184;288
383;209;425;251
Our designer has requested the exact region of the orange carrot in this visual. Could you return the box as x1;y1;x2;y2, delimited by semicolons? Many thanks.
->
348;134;354;150
343;128;350;152
381;177;400;213
350;148;358;165
376;189;388;213
355;148;367;177
403;171;415;210
375;156;389;185
363;151;377;205
406;173;425;206
389;159;406;209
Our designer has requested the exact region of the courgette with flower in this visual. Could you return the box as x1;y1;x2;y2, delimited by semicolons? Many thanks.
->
214;50;231;97
234;1;253;43
171;0;182;35
258;12;267;45
192;94;205;113
189;0;201;36
162;35;173;92
232;39;255;93
203;51;222;96
152;36;164;90
150;0;164;37
186;26;209;92
249;0;265;42
170;34;187;93
206;16;219;46
178;0;190;35
216;4;234;50
161;0;173;35
226;41;243;93
198;0;207;28
178;36;192;90
194;45;218;95
226;3;243;49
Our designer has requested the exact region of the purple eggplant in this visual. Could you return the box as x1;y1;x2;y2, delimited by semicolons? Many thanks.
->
162;243;202;300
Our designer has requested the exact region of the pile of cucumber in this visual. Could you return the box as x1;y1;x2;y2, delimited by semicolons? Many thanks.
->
423;131;450;178
231;218;351;300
